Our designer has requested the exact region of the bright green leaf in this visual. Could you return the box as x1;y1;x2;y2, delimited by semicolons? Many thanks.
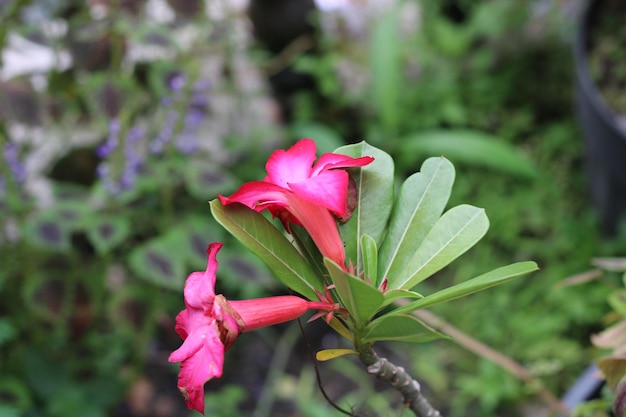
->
316;349;359;361
399;130;538;180
391;204;489;290
390;261;539;314
362;313;447;343
324;258;384;326
360;234;378;285
210;200;323;300
378;157;455;285
336;142;394;269
381;289;423;308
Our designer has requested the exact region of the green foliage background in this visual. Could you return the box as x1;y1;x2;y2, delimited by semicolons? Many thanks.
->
1;1;625;416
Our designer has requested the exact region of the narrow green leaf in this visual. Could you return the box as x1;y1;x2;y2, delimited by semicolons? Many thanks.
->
336;142;394;269
360;234;378;285
328;317;354;342
370;8;401;133
324;258;384;326
381;289;423;308
399;130;538;180
378;157;455;285
210;200;323;300
363;313;447;343
391;204;489;290
390;261;539;314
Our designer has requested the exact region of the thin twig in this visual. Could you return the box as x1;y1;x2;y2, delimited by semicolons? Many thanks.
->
297;317;358;417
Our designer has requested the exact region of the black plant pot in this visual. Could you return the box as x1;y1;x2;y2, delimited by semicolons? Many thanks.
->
573;0;626;236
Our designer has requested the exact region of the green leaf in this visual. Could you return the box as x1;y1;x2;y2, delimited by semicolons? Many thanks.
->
390;261;539;314
210;200;323;300
128;238;187;291
360;234;378;285
0;377;31;412
370;8;401;133
399;130;538;180
362;313;447;343
23;215;71;252
327;317;354;342
184;160;239;200
324;258;384;326
86;216;130;254
390;204;489;290
175;215;224;268
0;318;17;347
336;142;394;269
378;157;455;286
381;289;423;308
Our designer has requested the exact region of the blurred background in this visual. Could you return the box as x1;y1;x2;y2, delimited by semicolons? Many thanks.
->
1;0;626;416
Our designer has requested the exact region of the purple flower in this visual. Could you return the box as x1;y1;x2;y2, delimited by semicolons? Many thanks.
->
4;142;26;184
96;122;146;195
150;75;210;157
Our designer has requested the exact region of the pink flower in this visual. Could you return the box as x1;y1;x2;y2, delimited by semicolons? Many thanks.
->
169;242;338;414
219;139;373;266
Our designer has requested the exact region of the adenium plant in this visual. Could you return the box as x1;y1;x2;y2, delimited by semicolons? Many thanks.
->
169;139;538;416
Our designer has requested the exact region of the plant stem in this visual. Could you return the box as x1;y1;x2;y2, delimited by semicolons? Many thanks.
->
357;344;442;417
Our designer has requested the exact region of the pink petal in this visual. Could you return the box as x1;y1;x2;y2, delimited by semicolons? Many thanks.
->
283;194;346;265
218;181;290;211
182;243;222;308
312;153;374;176
288;170;349;216
170;322;225;414
265;139;316;187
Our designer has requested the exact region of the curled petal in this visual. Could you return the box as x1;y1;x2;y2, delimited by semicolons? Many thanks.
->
218;182;289;211
183;242;222;308
313;152;374;176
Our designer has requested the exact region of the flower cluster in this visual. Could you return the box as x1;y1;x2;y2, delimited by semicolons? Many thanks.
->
1;141;26;201
169;242;339;413
150;73;210;156
169;139;372;414
219;138;373;267
96;118;146;195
